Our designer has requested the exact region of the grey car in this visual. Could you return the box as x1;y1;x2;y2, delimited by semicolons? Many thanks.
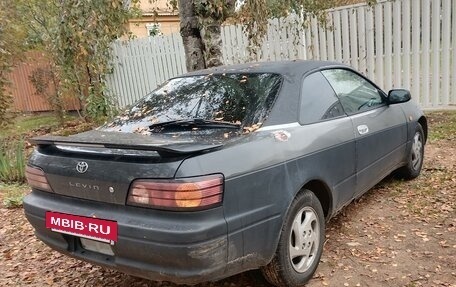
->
23;61;426;287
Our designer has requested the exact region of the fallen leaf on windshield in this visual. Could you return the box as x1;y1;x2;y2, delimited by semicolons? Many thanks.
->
243;124;261;133
133;126;151;136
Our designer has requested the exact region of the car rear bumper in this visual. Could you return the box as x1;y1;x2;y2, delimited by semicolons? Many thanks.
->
23;190;230;284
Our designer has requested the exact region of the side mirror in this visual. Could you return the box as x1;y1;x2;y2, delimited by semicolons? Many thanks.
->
388;89;411;104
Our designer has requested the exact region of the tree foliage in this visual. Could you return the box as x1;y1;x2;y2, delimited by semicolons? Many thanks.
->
29;66;64;124
18;0;141;122
236;0;377;58
0;1;27;127
56;0;138;121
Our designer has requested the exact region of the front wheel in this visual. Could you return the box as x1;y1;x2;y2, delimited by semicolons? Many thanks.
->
396;123;425;180
261;190;325;287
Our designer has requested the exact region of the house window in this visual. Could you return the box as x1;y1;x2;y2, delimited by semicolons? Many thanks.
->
146;23;162;37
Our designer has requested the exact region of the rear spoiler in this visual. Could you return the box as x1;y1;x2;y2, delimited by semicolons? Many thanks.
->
29;134;223;157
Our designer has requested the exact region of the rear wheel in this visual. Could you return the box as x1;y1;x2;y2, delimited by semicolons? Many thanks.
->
261;190;325;287
396;123;425;180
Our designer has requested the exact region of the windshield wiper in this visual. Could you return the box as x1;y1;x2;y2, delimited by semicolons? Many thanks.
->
149;118;241;131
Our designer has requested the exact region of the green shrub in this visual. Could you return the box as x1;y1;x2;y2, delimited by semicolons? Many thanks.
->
0;140;26;184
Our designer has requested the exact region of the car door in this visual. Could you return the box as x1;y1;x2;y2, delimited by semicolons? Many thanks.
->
322;69;408;197
300;71;357;210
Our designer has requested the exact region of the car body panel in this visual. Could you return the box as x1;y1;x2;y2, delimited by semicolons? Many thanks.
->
350;104;408;196
399;99;428;142
176;117;357;262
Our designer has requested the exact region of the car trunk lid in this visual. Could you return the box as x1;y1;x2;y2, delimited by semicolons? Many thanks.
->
28;131;225;205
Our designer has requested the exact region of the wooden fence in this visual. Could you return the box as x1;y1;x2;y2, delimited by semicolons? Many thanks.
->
6;51;80;112
106;0;456;109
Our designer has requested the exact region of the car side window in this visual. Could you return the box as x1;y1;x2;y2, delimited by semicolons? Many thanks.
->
321;69;385;115
300;72;345;124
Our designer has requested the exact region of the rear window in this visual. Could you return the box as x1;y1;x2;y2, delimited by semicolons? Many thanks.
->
103;73;283;133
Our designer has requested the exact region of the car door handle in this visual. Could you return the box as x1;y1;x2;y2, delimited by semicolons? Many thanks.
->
357;125;369;135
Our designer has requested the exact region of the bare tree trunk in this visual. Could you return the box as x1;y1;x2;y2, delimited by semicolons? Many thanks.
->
178;0;206;71
198;18;223;68
196;0;235;68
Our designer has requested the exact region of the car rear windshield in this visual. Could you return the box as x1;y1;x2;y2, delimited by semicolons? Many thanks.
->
102;73;283;133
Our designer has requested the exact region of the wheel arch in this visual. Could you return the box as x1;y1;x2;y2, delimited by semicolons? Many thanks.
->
299;179;333;220
261;179;329;285
418;116;428;144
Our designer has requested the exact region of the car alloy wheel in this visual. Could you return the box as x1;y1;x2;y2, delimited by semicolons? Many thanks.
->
411;131;423;171
289;206;320;273
395;123;425;180
261;190;325;287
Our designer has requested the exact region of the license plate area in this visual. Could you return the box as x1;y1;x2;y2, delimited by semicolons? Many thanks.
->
46;211;118;244
80;238;114;256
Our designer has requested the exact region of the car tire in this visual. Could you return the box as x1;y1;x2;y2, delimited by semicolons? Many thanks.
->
261;190;325;287
395;123;425;180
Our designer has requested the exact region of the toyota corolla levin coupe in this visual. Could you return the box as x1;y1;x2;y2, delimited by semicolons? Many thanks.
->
24;60;426;287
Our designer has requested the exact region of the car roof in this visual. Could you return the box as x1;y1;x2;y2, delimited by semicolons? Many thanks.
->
183;60;348;77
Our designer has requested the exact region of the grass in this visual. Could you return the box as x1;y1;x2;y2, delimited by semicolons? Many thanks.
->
0;112;76;139
0;183;29;208
427;110;456;141
0;140;27;208
0;112;90;208
0;112;73;208
0;140;26;184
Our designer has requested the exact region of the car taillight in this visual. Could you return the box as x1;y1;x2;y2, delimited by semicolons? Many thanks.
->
25;165;52;192
127;174;224;210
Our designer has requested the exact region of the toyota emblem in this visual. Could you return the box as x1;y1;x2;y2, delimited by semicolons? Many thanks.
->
76;161;89;174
